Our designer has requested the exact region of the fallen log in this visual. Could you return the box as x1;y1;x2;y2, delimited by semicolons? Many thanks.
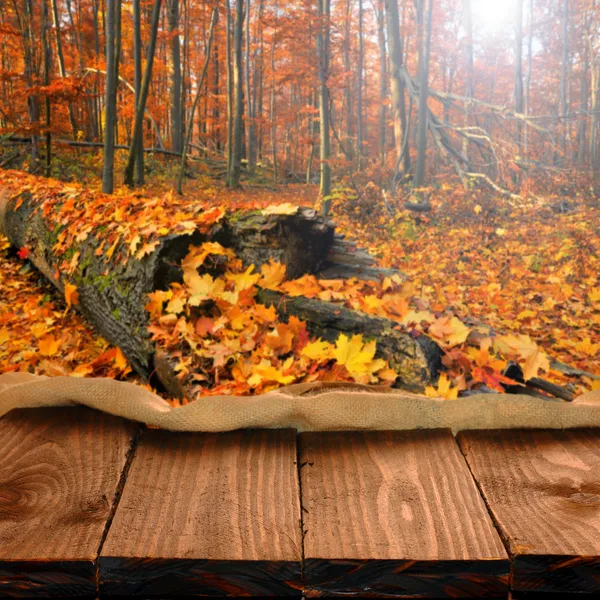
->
0;185;334;378
0;178;439;397
256;289;441;392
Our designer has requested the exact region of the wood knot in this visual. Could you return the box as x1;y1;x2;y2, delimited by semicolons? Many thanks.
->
567;492;600;507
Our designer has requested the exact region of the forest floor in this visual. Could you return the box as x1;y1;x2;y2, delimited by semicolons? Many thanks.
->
1;170;598;399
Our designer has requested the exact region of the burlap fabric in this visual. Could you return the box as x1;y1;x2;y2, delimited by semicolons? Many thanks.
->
1;373;599;432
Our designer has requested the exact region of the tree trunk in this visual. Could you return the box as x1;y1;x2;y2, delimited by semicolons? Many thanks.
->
514;0;524;154
123;0;162;188
356;0;364;169
42;0;52;178
133;0;144;185
245;0;256;170
413;0;433;190
50;0;79;139
559;0;569;162
385;0;410;177
226;0;234;176
227;0;244;188
317;0;332;212
462;0;473;163
177;8;218;195
1;182;440;398
168;0;183;154
377;1;387;166
524;0;533;159
102;0;119;193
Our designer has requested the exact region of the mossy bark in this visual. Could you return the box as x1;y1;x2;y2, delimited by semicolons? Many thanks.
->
0;192;335;380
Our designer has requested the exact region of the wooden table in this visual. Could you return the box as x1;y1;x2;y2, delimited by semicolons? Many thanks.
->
1;407;599;598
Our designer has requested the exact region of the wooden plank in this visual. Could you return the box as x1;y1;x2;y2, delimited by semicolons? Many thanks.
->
458;429;600;594
0;407;138;598
299;430;509;598
99;429;303;596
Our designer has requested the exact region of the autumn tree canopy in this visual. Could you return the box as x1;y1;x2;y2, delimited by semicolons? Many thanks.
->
1;0;599;197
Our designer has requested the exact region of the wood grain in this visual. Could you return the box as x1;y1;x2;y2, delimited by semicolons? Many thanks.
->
0;407;137;597
458;428;600;594
299;430;509;598
98;429;303;596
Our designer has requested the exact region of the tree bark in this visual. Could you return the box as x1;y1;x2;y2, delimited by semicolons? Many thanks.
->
227;0;244;188
123;0;163;188
462;0;473;163
385;0;410;177
376;0;387;166
559;0;569;161
102;0;119;193
357;0;364;169
50;0;79;139
133;0;144;185
177;8;218;194
514;0;524;154
413;0;433;190
225;0;234;176
168;0;183;154
317;0;332;212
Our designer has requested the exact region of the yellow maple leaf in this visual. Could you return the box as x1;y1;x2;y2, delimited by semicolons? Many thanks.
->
135;240;160;260
301;339;334;361
64;282;79;309
166;287;187;314
186;273;226;305
425;374;459;400
474;204;482;215
494;333;550;381
589;289;600;304
0;330;8;346
333;334;386;382
428;316;470;347
495;228;506;236
259;260;287;289
145;290;172;319
38;334;61;357
181;242;232;279
248;362;296;387
225;265;261;293
516;309;536;321
261;203;299;216
575;337;600;357
114;347;129;370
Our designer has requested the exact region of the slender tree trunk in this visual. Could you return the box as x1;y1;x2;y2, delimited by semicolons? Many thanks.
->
578;13;589;165
226;0;233;175
102;0;118;193
377;1;387;166
42;0;52;177
176;8;218;194
270;3;278;183
462;0;473;163
50;0;78;138
245;0;256;169
514;0;524;153
524;0;533;159
357;0;364;169
413;0;433;190
123;0;163;187
560;0;569;162
344;0;352;146
169;0;183;153
317;0;332;211
228;0;244;188
385;0;410;176
133;0;144;184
